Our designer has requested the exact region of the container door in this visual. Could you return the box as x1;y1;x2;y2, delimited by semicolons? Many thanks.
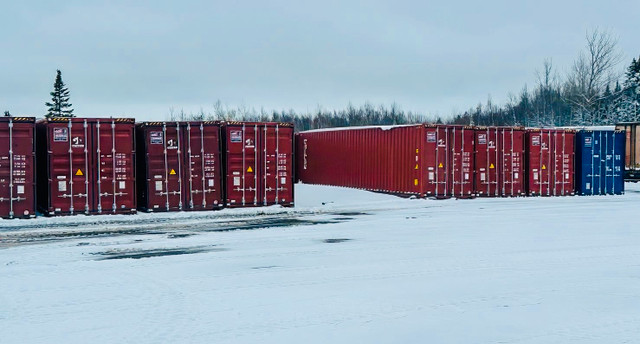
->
95;120;136;214
450;127;473;198
0;120;35;218
226;124;259;206
475;129;498;196
423;127;448;197
47;120;93;214
182;123;222;210
144;124;182;211
613;132;625;194
500;129;524;197
554;131;574;196
262;124;294;205
527;132;543;195
596;131;607;194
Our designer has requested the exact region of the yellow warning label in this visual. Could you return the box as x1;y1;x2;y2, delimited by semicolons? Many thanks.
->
75;169;83;176
489;163;495;169
169;169;176;175
414;179;419;186
416;149;419;153
542;164;546;170
438;163;443;168
415;164;419;170
247;166;253;173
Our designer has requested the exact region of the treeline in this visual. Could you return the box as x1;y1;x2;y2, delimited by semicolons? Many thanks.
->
172;30;639;131
170;101;438;132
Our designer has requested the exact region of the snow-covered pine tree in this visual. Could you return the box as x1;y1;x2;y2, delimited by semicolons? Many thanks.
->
617;57;640;122
45;70;74;118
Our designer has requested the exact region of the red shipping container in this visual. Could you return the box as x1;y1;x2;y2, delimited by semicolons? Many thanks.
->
136;121;223;212
0;117;36;219
36;118;137;215
223;122;294;207
474;127;526;197
297;124;475;198
525;129;575;196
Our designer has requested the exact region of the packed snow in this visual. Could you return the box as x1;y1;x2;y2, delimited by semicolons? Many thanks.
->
2;184;640;343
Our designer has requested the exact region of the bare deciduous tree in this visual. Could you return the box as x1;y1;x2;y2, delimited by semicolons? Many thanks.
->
565;29;623;125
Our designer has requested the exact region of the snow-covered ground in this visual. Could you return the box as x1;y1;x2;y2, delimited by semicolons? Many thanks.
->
2;184;640;343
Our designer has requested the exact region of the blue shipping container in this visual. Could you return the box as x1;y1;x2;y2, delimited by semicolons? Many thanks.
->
575;130;625;195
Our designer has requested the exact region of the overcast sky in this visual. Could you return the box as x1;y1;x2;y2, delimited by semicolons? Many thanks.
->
1;1;638;121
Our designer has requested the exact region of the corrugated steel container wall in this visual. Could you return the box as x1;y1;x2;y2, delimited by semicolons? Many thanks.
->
575;130;625;195
525;129;575;196
0;117;36;219
615;123;640;180
297;125;425;196
136;121;223;212
297;124;474;199
474;127;525;197
223;122;294;207
36;118;136;215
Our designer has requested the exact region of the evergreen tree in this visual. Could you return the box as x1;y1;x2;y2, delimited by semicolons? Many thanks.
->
45;70;74;118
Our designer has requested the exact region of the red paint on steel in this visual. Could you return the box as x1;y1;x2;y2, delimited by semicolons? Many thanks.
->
223;122;294;207
0;117;36;219
181;122;223;211
36;118;136;216
499;128;526;196
525;129;575;196
136;121;223;212
296;124;476;199
475;127;526;197
449;126;475;198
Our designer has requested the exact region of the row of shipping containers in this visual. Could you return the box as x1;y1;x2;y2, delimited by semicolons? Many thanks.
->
0;117;294;219
296;124;625;198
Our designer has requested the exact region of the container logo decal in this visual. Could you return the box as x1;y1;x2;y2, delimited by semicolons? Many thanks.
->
438;139;446;147
427;132;436;143
478;134;487;144
245;138;254;148
72;136;84;148
167;139;177;149
230;131;242;142
150;132;163;144
53;128;68;142
584;137;592;147
532;136;540;146
75;169;83;176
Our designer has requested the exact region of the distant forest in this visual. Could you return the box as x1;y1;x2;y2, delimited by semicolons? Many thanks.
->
172;29;640;132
